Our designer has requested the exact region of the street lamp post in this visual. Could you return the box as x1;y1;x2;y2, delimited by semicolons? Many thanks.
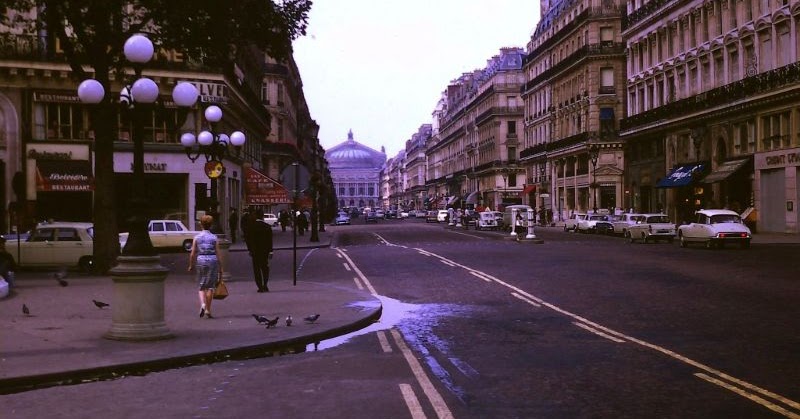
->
589;144;600;214
179;105;246;235
78;34;200;341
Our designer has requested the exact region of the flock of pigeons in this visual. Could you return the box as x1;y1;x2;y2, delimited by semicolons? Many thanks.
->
252;313;320;329
21;269;323;330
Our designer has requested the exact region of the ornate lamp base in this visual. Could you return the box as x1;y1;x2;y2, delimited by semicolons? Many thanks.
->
104;255;173;341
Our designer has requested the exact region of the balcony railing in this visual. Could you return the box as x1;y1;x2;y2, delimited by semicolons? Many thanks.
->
621;61;800;132
522;43;626;94
623;0;676;30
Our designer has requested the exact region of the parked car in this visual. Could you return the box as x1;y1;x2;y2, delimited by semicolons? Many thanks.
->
385;209;397;219
502;205;533;232
415;210;428;218
425;210;439;223
677;209;752;249
577;214;612;233
627;214;677;243
490;211;504;228
476;211;498;230
119;219;200;252
262;213;279;227
612;213;646;236
436;210;449;223
334;212;351;225
365;211;379;223
374;209;385;219
5;222;95;272
563;213;587;232
399;210;410;219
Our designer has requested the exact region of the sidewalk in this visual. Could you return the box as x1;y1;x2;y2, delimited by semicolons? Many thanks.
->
0;227;382;395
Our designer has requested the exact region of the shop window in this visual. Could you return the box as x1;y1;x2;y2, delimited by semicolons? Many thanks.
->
34;103;86;141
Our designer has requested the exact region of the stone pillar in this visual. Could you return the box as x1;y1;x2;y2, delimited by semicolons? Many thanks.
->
218;236;232;282
105;255;172;341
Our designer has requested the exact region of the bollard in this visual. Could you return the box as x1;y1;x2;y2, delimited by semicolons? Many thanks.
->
526;208;537;239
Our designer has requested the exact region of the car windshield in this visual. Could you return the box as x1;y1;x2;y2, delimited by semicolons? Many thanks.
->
589;215;608;220
648;215;670;223
710;214;742;224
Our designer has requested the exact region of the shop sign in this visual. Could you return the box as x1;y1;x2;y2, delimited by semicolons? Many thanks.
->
33;91;81;103
245;167;291;205
756;147;800;169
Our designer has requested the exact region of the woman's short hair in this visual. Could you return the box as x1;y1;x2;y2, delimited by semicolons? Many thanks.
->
200;215;214;230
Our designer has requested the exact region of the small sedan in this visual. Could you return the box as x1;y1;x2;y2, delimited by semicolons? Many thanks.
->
678;209;751;249
334;212;351;225
425;211;439;223
5;221;95;272
365;211;379;223
627;214;676;243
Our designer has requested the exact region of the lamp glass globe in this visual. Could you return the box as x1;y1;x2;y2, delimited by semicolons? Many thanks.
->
77;79;105;104
198;131;214;146
131;78;159;104
180;132;196;148
230;131;246;146
123;34;154;64
204;105;222;123
172;82;198;107
218;133;230;144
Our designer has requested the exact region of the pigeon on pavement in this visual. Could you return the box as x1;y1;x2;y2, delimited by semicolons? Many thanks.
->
303;314;320;323
252;314;269;324
92;299;110;309
285;315;293;326
22;303;30;315
265;317;279;328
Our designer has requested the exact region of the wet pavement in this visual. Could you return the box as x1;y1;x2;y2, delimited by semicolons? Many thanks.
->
0;228;382;395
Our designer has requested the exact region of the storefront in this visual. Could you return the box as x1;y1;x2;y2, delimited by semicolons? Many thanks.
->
656;162;707;224
26;144;94;223
754;147;800;233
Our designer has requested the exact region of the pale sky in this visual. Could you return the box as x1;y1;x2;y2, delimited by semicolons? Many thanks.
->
292;1;541;159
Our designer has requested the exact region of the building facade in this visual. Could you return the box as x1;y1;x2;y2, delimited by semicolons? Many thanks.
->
326;130;386;210
521;0;627;221
621;0;800;232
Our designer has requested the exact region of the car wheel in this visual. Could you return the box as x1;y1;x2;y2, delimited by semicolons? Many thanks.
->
642;233;649;244
183;239;193;252
563;225;568;232
79;256;94;273
705;240;715;249
626;231;634;243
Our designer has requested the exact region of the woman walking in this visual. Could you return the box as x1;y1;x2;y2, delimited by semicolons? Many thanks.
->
188;215;223;319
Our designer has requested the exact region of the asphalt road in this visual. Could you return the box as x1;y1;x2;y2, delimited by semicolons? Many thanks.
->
3;219;799;418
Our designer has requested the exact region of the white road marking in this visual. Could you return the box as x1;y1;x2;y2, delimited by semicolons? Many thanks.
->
377;330;393;353
511;292;542;307
336;249;378;296
695;373;800;419
469;271;492;283
399;383;427;419
573;322;626;343
391;329;454;419
352;276;364;290
343;263;352;271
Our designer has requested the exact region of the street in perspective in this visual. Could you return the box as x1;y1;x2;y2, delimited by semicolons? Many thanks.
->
2;218;799;418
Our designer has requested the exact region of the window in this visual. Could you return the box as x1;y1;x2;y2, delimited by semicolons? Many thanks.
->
600;67;614;93
56;229;79;241
507;121;516;134
507;146;517;162
118;108;181;144
34;103;88;141
600;27;613;43
261;83;270;104
277;83;284;106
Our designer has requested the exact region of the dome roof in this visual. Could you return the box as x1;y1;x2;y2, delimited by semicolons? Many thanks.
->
325;130;386;169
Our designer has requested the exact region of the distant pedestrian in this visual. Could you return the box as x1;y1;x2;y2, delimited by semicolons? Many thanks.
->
241;209;253;243
188;215;222;319
228;208;239;243
296;211;308;235
279;210;290;232
0;237;17;288
246;209;273;292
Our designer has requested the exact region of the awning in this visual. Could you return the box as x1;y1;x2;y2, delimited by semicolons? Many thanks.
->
701;158;750;183
244;167;292;205
446;196;458;206
465;191;479;205
521;185;536;195
36;160;94;192
656;163;705;188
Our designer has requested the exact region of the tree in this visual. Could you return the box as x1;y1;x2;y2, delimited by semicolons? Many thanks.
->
0;0;311;273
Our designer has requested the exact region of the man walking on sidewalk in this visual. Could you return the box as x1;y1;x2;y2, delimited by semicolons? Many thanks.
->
245;209;273;292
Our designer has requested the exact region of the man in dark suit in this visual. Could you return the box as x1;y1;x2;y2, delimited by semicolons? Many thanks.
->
245;209;273;292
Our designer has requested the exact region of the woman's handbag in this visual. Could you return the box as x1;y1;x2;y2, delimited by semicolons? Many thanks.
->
213;275;229;300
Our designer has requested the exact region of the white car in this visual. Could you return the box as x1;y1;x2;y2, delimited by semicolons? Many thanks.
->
577;214;611;233
262;213;279;227
334;212;351;225
119;220;199;252
627;213;676;243
5;222;95;272
612;213;646;236
399;210;410;219
563;213;587;232
678;209;752;249
436;210;449;222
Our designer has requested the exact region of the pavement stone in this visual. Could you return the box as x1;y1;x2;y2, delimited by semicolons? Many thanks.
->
0;227;382;395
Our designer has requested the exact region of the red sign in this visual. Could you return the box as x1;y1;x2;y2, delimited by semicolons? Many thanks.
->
244;167;291;205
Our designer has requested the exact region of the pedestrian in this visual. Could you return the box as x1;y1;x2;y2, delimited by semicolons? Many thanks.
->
228;208;238;243
296;210;308;235
245;209;273;292
0;237;17;288
279;210;290;232
187;215;222;319
241;209;252;243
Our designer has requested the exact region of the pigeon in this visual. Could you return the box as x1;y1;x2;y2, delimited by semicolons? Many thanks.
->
22;303;30;315
285;315;293;327
92;299;110;309
252;314;270;325
304;313;320;323
54;269;69;287
264;317;279;329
